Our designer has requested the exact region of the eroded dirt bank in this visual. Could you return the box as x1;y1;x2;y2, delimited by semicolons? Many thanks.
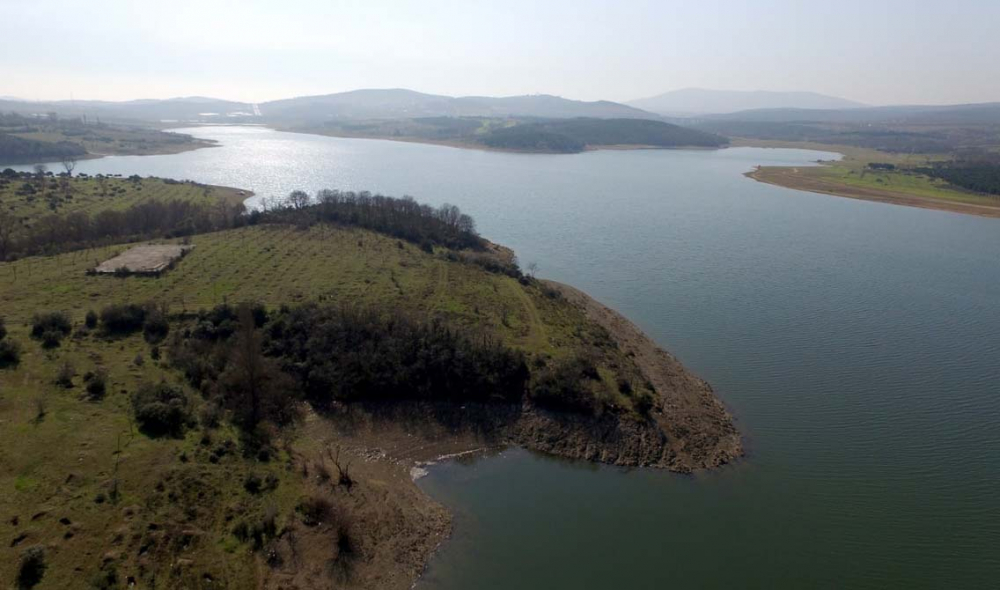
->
285;281;743;589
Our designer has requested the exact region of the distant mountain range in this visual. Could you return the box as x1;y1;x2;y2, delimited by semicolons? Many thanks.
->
2;88;997;135
627;88;867;116
260;89;656;121
699;102;1000;124
0;89;657;123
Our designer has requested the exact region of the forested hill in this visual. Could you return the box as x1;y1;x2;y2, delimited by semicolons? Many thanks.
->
480;118;728;152
0;133;85;164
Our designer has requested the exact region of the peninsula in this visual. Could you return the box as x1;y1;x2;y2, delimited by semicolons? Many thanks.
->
0;173;740;589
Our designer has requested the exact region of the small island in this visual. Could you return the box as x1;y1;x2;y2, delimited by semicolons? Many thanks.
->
0;173;739;588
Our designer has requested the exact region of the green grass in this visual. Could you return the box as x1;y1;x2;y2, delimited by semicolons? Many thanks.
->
5;123;208;159
0;175;246;222
0;219;650;587
738;139;1000;207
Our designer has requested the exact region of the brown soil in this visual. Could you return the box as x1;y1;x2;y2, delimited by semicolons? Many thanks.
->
533;281;742;470
264;281;743;589
748;167;1000;218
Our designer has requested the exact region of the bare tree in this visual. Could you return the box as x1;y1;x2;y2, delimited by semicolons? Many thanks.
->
61;156;77;176
527;261;539;278
287;190;311;209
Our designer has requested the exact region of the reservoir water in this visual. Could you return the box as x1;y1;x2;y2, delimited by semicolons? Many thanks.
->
18;126;1000;588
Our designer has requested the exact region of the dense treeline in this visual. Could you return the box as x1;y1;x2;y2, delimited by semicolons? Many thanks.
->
263;304;530;405
168;302;636;426
0;133;86;164
482;118;726;153
0;198;242;260
691;120;985;154
916;163;1000;196
258;189;485;251
482;127;586;152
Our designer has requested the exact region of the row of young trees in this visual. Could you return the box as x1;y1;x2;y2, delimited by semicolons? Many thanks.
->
0;198;244;260
258;189;483;251
1;186;482;261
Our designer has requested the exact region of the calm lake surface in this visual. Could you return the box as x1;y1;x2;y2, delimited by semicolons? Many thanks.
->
21;126;1000;588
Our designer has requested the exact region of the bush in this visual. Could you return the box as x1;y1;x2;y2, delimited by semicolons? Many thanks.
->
297;495;335;527
0;316;6;340
40;330;64;349
55;361;76;388
0;339;21;368
30;311;72;346
17;545;47;588
143;311;169;344
100;303;147;336
84;310;98;329
530;355;603;414
131;381;192;437
84;369;108;399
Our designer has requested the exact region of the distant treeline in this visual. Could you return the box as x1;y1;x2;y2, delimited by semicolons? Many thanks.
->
0;184;483;261
481;118;726;153
0;133;86;164
916;163;1000;196
258;189;485;251
0;198;242;260
691;120;990;154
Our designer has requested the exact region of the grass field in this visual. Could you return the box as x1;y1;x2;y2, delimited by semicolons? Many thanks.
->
0;174;247;221
0;215;652;587
1;122;211;162
735;139;1000;216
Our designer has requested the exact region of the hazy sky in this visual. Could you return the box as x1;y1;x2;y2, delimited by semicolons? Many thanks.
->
2;0;997;105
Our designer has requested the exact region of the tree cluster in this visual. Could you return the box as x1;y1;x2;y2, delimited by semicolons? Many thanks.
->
263;303;531;406
1;197;243;260
916;163;1000;196
482;118;726;152
258;190;483;251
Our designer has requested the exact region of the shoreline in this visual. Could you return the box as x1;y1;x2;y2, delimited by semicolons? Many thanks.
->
277;126;727;155
735;139;1000;218
310;279;742;589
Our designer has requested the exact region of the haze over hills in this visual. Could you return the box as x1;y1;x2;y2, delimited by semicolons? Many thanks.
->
0;89;659;123
628;88;867;116
0;96;254;122
702;102;1000;124
257;89;660;121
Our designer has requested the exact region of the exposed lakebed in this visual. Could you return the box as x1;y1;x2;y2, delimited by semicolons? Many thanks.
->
16;125;1000;588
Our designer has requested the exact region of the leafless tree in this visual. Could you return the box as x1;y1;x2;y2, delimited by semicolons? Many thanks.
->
527;262;539;278
288;190;311;209
61;156;77;176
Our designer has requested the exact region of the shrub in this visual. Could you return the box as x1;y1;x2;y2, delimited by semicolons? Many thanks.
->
0;339;21;368
55;361;76;388
100;303;147;336
143;311;169;343
30;311;72;346
84;310;98;329
131;381;192;437
0;316;6;340
297;495;335;527
17;545;47;588
530;355;603;414
40;330;64;349
84;369;108;400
